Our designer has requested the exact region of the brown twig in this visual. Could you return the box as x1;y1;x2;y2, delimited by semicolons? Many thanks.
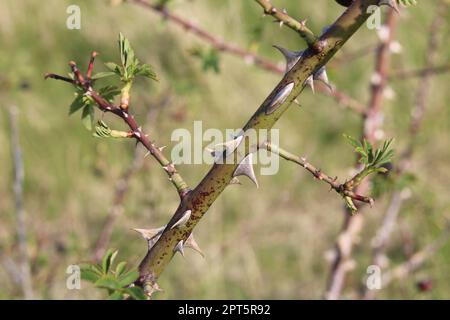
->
9;106;34;300
46;54;190;199
91;96;169;261
325;9;398;300
389;64;450;80
265;142;374;205
130;0;366;115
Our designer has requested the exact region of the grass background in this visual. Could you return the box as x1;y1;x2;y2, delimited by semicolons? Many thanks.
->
0;0;449;299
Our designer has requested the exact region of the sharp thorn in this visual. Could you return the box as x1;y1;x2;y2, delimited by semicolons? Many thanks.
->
233;153;259;188
170;210;192;230
174;240;185;257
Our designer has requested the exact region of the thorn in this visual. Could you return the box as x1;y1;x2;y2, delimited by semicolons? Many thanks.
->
282;8;287;14
144;151;150;158
170;210;192;230
279;21;284;28
185;233;205;258
305;75;315;94
174;240;185;257
133;226;166;250
272;45;303;73
233;153;259;188
213;135;244;159
294;99;301;107
266;81;295;115
313;66;333;92
158;146;166;152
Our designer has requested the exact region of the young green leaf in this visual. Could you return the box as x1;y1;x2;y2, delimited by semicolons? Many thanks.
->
81;105;95;131
95;277;121;290
115;261;128;276
91;71;116;80
135;64;158;81
125;287;147;300
118;270;139;287
101;249;117;274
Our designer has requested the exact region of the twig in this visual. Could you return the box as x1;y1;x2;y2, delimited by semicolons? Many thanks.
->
253;0;320;50
265;142;373;205
389;64;450;80
9;106;34;300
130;0;366;115
46;55;190;199
92;96;169;261
325;9;398;300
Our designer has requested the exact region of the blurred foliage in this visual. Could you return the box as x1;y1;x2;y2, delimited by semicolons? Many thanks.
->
81;249;146;300
0;0;450;300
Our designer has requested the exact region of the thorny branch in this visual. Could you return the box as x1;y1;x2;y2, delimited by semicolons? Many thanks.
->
264;142;374;205
91;96;169;261
131;0;366;114
49;0;393;297
45;54;190;199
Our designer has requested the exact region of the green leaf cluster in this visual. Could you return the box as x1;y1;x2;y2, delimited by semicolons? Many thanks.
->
96;33;158;83
344;134;394;173
80;249;147;300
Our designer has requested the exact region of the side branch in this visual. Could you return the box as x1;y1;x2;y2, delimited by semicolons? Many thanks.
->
264;142;373;206
46;56;190;199
254;0;320;50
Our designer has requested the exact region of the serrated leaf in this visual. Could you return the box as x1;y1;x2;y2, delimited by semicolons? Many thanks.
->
98;85;121;103
95;277;121;290
125;287;147;300
69;94;86;115
101;249;116;274
135;64;158;81
80;268;101;283
81;104;94;131
118;270;139;287
105;62;122;75
91;71;116;80
107;291;124;300
115;261;127;276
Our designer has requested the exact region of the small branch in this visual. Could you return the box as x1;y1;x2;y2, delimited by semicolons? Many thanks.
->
92;96;169;261
130;0;366;115
46;57;190;199
389;64;450;80
254;0;320;51
9;106;34;300
265;142;373;206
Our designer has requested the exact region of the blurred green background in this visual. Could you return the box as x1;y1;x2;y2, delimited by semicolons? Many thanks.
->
0;0;449;299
